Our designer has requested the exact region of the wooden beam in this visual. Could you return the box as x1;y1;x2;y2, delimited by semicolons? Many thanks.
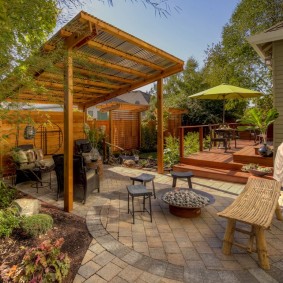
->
87;41;163;70
80;11;184;65
77;51;149;78
157;79;164;173
60;29;73;37
97;105;120;112
56;63;133;84
43;44;55;51
39;72;122;89
84;64;183;108
64;48;74;212
65;24;96;49
109;110;113;151
35;80;109;94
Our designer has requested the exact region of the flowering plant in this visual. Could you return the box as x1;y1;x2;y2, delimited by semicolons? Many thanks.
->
14;238;70;282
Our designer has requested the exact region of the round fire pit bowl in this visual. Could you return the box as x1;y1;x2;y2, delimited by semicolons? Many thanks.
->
162;189;214;218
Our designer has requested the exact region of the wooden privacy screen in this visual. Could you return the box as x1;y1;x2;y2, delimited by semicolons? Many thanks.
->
111;110;140;151
0;110;85;176
167;114;182;137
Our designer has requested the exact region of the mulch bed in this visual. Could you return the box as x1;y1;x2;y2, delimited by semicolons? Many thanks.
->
0;197;92;283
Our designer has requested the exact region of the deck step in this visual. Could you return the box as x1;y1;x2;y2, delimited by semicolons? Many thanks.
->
233;146;273;166
173;163;251;184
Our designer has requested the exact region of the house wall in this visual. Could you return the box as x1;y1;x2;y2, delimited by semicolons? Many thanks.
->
273;40;283;151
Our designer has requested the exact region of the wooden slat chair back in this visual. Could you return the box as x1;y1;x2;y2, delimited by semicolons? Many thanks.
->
217;177;281;270
208;124;228;152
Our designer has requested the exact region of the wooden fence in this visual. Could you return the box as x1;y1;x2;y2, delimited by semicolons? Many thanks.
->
0;110;85;176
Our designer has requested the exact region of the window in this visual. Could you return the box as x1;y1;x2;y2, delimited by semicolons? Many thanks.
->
88;110;94;117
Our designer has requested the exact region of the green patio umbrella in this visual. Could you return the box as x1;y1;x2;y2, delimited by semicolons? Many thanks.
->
190;84;262;123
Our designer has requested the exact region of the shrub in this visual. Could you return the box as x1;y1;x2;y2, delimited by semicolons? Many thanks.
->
21;213;53;237
15;238;70;283
0;205;21;238
163;135;179;167
184;132;200;155
0;181;17;209
141;122;157;152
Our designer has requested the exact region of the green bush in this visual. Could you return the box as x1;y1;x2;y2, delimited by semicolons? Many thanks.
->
15;238;70;283
141;122;157;152
0;205;21;238
0;181;17;209
163;135;179;167
21;213;53;237
184;132;200;155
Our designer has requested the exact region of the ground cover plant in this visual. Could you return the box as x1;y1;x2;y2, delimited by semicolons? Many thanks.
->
0;192;92;283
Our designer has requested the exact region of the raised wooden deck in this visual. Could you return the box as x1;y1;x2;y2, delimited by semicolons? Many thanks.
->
174;139;273;184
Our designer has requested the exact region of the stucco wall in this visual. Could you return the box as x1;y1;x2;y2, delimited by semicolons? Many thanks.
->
273;40;283;151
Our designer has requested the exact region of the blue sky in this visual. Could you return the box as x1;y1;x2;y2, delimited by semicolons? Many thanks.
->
74;0;240;90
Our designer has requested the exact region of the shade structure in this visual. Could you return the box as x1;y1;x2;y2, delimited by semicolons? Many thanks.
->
4;11;184;108
190;84;262;122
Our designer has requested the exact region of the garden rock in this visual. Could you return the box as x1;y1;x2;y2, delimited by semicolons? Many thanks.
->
123;159;136;167
13;199;41;216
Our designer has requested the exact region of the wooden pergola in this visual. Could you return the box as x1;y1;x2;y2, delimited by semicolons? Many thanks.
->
7;11;184;211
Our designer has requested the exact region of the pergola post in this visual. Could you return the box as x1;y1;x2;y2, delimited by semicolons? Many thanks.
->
64;48;74;212
157;78;164;173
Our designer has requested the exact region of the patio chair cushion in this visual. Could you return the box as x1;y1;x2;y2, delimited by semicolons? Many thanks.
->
34;148;44;161
12;145;55;185
26;149;36;163
16;150;28;164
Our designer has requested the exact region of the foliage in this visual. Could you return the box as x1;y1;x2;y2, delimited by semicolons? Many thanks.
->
203;0;283;94
237;107;279;144
184;132;201;156
140;121;157;152
0;0;58;79
83;123;106;153
0;181;17;209
241;163;272;173
15;238;70;283
162;57;237;125
163;135;179;167
0;205;21;238
21;214;53;238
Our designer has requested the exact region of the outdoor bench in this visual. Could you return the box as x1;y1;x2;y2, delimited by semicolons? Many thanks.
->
217;176;282;270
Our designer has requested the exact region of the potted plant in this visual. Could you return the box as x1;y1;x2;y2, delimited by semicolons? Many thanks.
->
241;163;272;176
237;107;279;157
83;123;105;156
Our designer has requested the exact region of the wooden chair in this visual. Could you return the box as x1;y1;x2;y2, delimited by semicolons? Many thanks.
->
217;177;282;270
208;125;228;152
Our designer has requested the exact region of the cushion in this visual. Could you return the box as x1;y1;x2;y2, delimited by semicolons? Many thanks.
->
34;148;44;161
80;143;92;153
14;150;28;164
35;158;54;169
82;152;91;164
19;163;35;170
25;149;36;163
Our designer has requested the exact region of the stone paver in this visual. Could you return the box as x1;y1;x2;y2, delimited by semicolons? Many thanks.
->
16;165;283;282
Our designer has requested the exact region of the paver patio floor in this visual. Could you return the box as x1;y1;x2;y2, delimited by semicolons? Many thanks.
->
17;165;283;283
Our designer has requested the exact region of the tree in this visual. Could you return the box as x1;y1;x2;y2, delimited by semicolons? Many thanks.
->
0;0;58;79
162;57;227;125
203;0;283;93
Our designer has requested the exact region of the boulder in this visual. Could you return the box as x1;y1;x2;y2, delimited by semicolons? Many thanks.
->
123;159;136;167
13;199;41;216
